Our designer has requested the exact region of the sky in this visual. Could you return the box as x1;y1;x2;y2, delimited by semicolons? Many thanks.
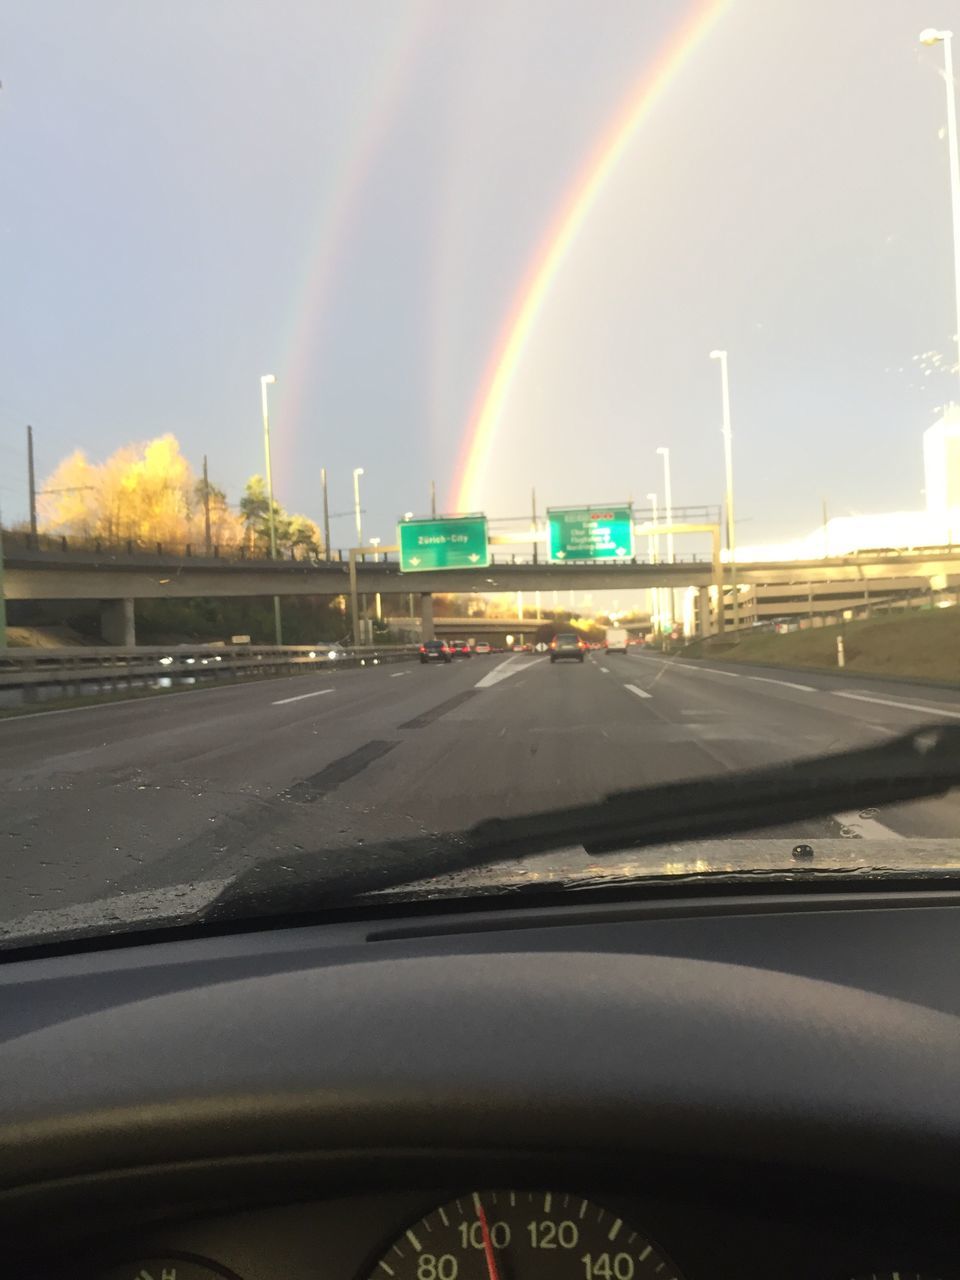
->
1;0;959;552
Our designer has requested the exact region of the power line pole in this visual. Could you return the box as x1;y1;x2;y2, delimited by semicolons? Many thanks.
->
321;467;331;560
27;425;37;544
431;479;437;517
0;524;6;648
202;454;212;554
531;486;538;564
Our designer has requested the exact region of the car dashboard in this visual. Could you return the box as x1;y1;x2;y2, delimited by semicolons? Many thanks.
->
1;883;960;1279
62;1180;960;1280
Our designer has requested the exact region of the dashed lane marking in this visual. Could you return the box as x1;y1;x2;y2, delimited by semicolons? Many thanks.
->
624;684;652;699
272;688;334;706
833;809;905;839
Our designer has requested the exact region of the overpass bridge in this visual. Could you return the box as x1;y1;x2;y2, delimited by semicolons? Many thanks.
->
4;533;960;645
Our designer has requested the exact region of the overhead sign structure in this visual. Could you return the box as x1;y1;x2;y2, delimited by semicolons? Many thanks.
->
398;515;490;572
547;505;634;562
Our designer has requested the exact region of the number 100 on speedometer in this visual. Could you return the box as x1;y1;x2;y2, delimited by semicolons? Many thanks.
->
363;1190;685;1280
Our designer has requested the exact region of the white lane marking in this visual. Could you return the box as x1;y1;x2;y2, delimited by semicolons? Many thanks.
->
475;655;528;689
271;688;334;706
833;691;960;719
834;810;905;840
599;666;610;674
748;675;816;693
624;684;652;699
390;671;409;678
699;667;741;677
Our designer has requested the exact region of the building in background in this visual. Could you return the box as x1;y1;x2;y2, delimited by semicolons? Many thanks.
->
923;407;960;538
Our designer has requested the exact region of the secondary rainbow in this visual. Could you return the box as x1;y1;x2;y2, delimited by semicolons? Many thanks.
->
274;0;434;487
452;0;730;513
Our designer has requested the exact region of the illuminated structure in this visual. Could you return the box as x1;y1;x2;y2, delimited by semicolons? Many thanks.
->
923;407;960;535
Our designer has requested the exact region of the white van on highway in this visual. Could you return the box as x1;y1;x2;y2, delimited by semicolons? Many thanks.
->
605;627;628;654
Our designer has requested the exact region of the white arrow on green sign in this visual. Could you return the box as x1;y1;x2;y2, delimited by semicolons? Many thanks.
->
547;505;634;563
398;515;490;572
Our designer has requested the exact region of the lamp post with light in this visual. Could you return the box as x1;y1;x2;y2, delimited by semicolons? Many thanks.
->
656;446;675;630
646;491;661;636
920;28;960;403
260;373;282;645
710;349;738;630
352;467;366;641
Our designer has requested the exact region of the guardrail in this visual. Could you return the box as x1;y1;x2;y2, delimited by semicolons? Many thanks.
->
0;643;419;700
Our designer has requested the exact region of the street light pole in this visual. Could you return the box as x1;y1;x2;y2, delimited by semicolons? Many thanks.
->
656;446;674;631
260;373;283;645
920;28;960;404
710;349;738;630
646;491;661;635
370;536;382;623
353;467;364;545
352;467;365;642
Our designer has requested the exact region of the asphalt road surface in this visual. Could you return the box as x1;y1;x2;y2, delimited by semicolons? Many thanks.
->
3;648;960;936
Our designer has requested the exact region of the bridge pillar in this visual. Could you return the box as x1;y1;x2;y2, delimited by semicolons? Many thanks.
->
101;598;136;646
698;586;712;637
420;592;435;641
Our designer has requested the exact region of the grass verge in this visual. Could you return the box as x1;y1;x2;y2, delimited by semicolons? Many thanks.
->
682;609;960;685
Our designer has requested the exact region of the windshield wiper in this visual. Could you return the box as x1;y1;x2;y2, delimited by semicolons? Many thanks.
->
203;724;960;920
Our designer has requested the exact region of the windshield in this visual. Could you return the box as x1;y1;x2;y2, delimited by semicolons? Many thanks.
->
3;1;960;946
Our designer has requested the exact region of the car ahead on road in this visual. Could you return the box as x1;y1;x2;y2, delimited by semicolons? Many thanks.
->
550;632;586;663
474;642;492;655
449;640;472;658
419;640;452;664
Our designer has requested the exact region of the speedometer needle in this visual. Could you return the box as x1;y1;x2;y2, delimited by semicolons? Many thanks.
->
475;1197;502;1280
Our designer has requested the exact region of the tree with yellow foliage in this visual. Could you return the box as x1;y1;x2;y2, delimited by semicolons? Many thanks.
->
38;435;244;548
38;435;321;556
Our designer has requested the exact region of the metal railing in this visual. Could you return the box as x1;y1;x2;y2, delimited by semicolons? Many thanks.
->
0;642;419;696
2;529;346;564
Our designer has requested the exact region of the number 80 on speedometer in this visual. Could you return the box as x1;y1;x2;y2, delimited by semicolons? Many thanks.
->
364;1191;685;1280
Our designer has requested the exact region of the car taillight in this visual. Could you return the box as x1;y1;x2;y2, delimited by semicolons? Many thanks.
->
419;645;426;652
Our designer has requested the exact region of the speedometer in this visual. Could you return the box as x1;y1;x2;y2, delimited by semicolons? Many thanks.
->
364;1191;685;1280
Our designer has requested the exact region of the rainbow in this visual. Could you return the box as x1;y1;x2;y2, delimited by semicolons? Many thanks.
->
452;0;730;513
275;0;434;486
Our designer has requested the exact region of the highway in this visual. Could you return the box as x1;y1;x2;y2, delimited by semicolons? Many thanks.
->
3;649;960;938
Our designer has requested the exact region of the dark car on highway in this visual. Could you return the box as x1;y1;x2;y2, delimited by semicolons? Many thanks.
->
550;632;586;663
419;640;452;664
449;640;472;658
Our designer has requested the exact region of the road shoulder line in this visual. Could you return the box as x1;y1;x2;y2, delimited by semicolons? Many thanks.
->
832;691;960;720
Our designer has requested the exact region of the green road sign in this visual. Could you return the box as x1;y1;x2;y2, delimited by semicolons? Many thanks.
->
547;505;634;562
398;515;490;572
